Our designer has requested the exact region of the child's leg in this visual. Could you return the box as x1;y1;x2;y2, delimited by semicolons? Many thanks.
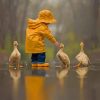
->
32;53;46;76
37;52;49;71
31;53;38;63
37;52;46;63
31;53;38;69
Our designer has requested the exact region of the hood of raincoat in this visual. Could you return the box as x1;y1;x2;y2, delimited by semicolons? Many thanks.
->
27;18;42;29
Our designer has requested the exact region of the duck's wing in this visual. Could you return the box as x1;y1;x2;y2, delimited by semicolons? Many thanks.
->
57;54;68;65
56;49;70;65
57;50;70;64
64;53;70;64
75;52;82;60
9;51;15;62
76;52;89;65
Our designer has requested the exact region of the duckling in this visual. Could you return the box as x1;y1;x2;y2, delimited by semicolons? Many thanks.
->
75;42;90;68
9;41;21;69
56;43;70;69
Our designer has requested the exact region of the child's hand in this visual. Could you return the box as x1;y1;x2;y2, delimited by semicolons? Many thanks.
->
55;42;61;48
59;43;64;48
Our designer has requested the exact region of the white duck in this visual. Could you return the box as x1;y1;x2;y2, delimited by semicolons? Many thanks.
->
75;42;90;68
9;41;21;69
56;43;70;80
56;43;70;68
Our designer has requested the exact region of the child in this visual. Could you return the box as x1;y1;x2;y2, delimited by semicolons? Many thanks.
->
25;9;60;70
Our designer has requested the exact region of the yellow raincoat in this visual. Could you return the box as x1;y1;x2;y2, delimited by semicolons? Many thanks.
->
25;18;57;53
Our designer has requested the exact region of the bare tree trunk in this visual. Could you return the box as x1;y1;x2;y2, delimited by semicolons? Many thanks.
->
8;0;19;42
90;0;99;48
19;0;29;42
0;0;7;49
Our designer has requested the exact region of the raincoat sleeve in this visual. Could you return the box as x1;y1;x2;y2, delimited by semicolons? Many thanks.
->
43;28;57;44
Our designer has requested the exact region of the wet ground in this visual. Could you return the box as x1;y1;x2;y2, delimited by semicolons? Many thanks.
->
0;63;100;100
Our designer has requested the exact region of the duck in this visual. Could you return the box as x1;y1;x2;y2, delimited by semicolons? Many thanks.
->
9;41;21;69
56;43;70;69
75;42;90;68
56;43;70;80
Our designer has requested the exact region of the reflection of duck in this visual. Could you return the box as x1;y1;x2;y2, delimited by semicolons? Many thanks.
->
9;68;21;79
56;65;69;80
56;43;70;68
9;41;21;69
76;67;88;78
56;64;69;87
75;42;90;68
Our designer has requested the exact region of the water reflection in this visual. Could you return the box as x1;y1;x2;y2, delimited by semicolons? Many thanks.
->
76;67;88;88
9;67;21;80
75;66;88;100
9;66;21;100
56;65;70;88
25;68;47;100
0;63;100;100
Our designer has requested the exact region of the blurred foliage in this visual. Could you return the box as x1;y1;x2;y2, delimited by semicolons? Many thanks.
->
0;0;100;63
65;32;79;58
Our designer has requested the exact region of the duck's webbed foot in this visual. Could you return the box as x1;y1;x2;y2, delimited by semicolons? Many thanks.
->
74;62;82;69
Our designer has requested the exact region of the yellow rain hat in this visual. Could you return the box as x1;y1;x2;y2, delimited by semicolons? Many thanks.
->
37;9;56;23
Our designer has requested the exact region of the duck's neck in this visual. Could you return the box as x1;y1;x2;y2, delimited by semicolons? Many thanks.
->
80;45;84;52
14;45;17;49
60;48;64;51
